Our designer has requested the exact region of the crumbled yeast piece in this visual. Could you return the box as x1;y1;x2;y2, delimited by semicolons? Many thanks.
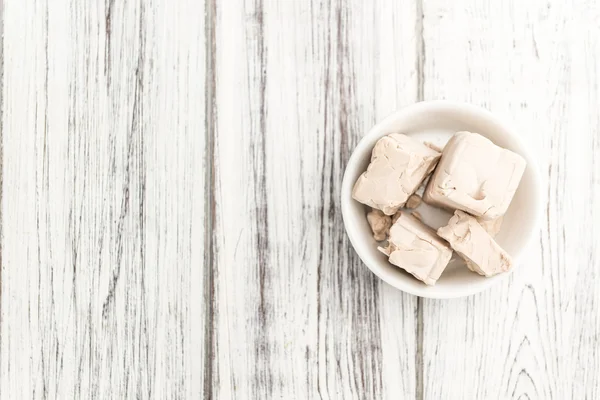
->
378;212;453;285
353;134;441;215
366;208;392;241
423;131;526;220
391;206;421;225
437;211;512;277
405;194;422;209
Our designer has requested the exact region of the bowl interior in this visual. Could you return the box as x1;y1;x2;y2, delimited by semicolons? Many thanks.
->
341;101;541;298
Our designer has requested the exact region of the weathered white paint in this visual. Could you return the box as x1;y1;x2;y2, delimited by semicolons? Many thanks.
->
210;0;419;398
1;0;599;398
0;0;206;398
420;0;600;398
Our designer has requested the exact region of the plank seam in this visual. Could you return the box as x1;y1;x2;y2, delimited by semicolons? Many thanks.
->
416;297;424;400
203;0;217;398
415;0;425;398
416;0;425;103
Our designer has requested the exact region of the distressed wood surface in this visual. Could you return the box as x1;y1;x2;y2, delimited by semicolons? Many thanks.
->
1;0;599;399
0;0;206;398
209;1;419;398
420;0;600;398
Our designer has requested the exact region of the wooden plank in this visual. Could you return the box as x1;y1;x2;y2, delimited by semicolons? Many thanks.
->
0;0;206;398
210;0;419;398
420;0;600;398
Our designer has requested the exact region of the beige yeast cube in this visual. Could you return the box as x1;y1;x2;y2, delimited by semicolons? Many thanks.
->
437;210;513;277
423;131;526;220
379;212;453;285
353;134;440;215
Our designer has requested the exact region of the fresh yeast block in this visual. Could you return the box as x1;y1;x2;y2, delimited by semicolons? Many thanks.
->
437;210;513;277
353;134;440;215
379;212;452;285
423;131;526;220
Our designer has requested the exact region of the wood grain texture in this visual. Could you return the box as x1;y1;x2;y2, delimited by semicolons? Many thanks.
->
420;0;600;398
1;0;599;398
0;0;206;398
210;0;419;398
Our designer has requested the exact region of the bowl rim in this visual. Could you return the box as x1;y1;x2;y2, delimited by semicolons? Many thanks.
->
341;100;543;299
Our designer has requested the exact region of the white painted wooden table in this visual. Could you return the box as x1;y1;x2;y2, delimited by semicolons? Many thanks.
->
0;0;598;398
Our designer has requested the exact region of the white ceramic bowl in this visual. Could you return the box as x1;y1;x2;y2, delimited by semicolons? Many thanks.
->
341;101;542;298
